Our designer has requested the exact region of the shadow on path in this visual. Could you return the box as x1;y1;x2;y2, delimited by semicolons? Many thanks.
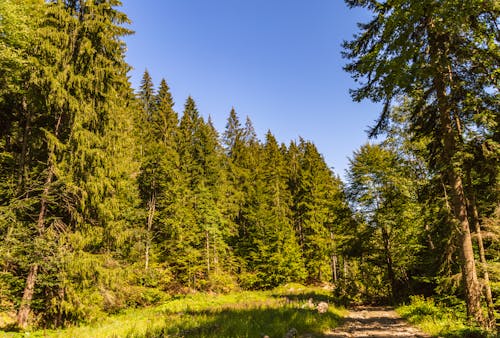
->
324;306;430;338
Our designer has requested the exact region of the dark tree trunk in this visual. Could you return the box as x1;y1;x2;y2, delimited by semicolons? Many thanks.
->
466;172;495;328
435;82;483;325
145;193;155;271
17;114;62;329
381;225;395;303
17;96;30;193
427;22;484;323
16;264;38;329
16;165;54;329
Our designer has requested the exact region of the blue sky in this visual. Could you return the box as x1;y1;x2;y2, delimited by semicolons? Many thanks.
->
120;0;381;178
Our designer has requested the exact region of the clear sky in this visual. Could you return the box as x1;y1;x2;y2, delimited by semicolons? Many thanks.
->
120;0;381;179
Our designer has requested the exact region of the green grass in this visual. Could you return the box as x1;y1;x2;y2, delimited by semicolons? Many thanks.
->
1;284;344;337
396;295;495;338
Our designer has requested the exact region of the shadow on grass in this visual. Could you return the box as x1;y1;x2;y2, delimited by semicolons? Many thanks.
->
126;306;342;338
0;322;20;333
271;291;335;304
438;330;492;338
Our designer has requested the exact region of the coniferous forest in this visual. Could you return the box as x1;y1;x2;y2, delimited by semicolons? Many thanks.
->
0;0;498;334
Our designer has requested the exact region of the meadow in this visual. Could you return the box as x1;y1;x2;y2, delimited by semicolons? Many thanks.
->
2;284;344;337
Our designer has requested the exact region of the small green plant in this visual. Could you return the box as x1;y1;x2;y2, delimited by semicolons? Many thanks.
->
397;295;493;338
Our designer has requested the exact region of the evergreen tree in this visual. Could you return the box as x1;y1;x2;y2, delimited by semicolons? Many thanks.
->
167;97;235;290
242;132;306;288
222;109;248;247
0;0;137;328
347;143;424;303
136;72;180;272
139;70;154;116
343;0;498;324
289;139;347;283
222;112;263;286
195;117;235;286
0;0;42;322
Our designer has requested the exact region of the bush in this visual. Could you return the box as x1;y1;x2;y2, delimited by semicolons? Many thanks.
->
397;295;492;338
203;272;239;293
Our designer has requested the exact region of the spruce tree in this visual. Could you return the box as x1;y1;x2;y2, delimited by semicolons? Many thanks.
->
136;70;157;271
6;0;136;328
170;97;234;289
343;0;498;323
289;139;347;283
249;132;306;287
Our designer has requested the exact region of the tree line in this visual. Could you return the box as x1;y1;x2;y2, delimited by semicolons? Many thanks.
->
0;0;351;329
0;0;498;332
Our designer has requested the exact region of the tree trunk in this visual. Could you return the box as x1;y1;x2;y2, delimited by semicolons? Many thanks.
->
331;254;337;283
473;211;495;329
424;223;435;250
17;114;62;329
145;193;156;271
16;264;38;329
17;165;54;329
381;225;395;303
205;230;210;274
435;88;483;325
428;23;484;322
466;173;495;328
213;233;218;273
448;171;483;324
17;96;30;193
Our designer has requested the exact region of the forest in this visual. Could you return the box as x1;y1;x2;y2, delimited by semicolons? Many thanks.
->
0;0;498;335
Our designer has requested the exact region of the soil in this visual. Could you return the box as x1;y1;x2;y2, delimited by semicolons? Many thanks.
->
324;306;431;338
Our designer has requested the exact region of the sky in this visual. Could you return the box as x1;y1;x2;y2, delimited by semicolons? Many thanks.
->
120;0;382;179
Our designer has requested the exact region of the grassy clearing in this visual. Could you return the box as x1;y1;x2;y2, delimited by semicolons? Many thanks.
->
1;284;344;337
396;295;495;338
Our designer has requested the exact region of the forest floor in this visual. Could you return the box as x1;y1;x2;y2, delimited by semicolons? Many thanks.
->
324;306;430;338
1;284;345;337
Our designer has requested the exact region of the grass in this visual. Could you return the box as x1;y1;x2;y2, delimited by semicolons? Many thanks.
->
396;295;496;338
1;284;344;337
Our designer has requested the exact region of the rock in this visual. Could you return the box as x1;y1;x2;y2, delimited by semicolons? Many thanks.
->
317;301;329;313
284;327;298;338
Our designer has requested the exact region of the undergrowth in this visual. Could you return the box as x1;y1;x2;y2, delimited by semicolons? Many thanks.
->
396;295;497;338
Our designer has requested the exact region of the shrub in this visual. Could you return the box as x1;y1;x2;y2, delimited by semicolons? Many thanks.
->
397;295;492;337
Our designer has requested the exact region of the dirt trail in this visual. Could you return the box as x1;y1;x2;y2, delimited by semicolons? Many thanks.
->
325;306;430;338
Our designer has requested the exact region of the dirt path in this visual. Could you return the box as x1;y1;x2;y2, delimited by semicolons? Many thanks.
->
324;306;431;338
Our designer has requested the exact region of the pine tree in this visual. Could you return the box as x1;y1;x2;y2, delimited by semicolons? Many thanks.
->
195;116;234;285
135;75;188;291
136;70;158;271
222;109;247;245
343;0;498;324
168;97;235;289
6;0;136;328
288;139;347;283
246;132;306;288
222;112;263;286
0;0;43;320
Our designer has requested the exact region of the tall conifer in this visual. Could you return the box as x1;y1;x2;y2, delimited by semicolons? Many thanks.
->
344;0;498;323
9;0;135;327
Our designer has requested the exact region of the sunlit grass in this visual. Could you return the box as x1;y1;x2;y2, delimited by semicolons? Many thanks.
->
396;295;494;338
2;284;344;337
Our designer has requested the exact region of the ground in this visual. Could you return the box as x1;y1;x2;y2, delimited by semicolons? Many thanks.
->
324;306;430;338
